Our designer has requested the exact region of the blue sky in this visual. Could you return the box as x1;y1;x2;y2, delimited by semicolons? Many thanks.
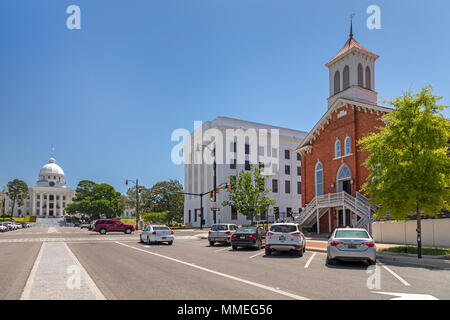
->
1;0;449;194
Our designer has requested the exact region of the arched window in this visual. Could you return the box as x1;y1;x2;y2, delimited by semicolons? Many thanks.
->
358;64;364;87
338;165;351;180
334;71;340;95
343;65;350;89
315;162;324;196
344;136;351;155
365;66;371;90
335;140;341;158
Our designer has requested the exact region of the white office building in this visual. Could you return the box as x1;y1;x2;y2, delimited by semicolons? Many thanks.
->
183;116;307;227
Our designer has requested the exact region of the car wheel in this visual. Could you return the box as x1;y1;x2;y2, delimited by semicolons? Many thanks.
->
368;259;376;266
168;241;173;246
326;256;334;265
99;228;106;235
297;249;303;257
232;245;237;251
124;228;131;234
140;235;144;243
265;248;271;256
209;241;215;246
303;243;306;253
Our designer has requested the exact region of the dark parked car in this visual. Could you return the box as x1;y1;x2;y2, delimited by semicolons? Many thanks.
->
231;226;266;250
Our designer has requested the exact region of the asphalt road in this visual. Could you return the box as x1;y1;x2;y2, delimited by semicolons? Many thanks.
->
1;226;449;300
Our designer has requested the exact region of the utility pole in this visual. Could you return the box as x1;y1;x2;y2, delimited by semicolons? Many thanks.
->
126;178;140;231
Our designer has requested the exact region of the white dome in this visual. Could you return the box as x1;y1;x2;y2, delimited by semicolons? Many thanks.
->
39;158;65;177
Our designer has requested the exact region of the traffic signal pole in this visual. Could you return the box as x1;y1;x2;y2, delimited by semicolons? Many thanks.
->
135;178;139;231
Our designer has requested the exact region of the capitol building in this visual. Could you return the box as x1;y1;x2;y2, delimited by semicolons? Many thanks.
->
2;157;76;218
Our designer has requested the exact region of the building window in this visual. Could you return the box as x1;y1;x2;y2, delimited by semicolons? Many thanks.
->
315;162;324;196
272;179;278;193
194;209;197;222
284;150;290;160
231;142;237;152
297;181;301;194
343;65;350;89
365;66;371;90
297;153;301;161
358;63;364;86
272;148;278;158
287;208;292;218
285;180;291;194
285;165;290;175
334;70;340;94
245;160;250;171
272;163;278;174
297;166;301;176
231;207;238;220
188;210;191;223
344;136;351;155
230;159;237;169
245;144;250;155
335;140;341;158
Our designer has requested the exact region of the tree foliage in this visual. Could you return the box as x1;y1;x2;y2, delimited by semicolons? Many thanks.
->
222;165;275;223
66;181;124;220
6;179;28;215
359;86;450;219
142;211;169;223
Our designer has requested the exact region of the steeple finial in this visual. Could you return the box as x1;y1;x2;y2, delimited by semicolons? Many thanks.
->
349;13;355;40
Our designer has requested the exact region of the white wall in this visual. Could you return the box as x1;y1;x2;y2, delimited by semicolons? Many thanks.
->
372;219;450;248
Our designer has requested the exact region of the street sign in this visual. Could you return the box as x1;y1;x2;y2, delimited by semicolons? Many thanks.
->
211;203;220;211
211;208;220;211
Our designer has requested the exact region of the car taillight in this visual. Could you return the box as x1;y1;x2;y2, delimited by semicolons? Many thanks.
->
208;231;211;234
267;231;274;236
291;232;301;237
330;241;343;246
171;230;174;235
231;235;236;239
249;235;256;240
225;230;231;235
363;242;375;247
152;231;156;235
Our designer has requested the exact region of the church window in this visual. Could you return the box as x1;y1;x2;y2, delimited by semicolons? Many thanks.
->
315;162;324;196
365;66;371;90
358;64;364;86
343;65;350;89
344;136;351;155
334;71;340;95
335;140;341;158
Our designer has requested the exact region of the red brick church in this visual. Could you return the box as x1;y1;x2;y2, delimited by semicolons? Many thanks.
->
295;25;392;234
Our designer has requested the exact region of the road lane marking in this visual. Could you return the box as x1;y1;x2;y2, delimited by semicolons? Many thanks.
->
48;227;59;233
214;247;230;252
249;251;265;259
372;291;438;300
304;252;317;268
20;242;44;300
115;241;309;300
379;262;411;286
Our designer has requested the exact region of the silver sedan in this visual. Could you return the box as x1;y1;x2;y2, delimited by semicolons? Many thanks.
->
327;228;376;265
140;225;174;245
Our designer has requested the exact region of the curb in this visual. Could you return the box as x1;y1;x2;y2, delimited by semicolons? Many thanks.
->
377;253;450;269
306;247;327;253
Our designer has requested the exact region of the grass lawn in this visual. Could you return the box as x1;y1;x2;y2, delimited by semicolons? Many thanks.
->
382;245;450;256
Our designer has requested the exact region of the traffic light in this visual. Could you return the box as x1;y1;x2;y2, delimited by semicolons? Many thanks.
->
209;190;214;201
216;187;220;194
138;188;142;196
156;190;161;195
227;184;231;192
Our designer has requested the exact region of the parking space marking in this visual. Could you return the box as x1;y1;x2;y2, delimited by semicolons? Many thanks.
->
379;262;411;286
214;247;230;252
249;251;265;259
304;252;317;268
115;241;309;300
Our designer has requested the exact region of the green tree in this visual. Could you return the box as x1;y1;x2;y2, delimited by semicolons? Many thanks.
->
66;182;124;221
74;180;96;201
142;211;169;223
6;179;29;217
144;179;184;223
222;165;275;224
359;86;450;258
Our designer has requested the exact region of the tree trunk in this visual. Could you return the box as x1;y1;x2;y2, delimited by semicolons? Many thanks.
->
416;203;422;259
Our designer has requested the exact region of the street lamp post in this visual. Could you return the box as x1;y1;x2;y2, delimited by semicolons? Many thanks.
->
125;178;139;231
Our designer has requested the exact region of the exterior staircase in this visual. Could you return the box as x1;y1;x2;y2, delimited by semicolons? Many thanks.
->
34;217;66;228
295;191;377;232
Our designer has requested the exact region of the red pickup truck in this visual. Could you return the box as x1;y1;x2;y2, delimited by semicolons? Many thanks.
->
93;219;135;235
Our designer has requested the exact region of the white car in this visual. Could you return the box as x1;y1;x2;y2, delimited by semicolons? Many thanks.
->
140;225;174;245
265;223;306;257
0;224;7;232
14;223;22;229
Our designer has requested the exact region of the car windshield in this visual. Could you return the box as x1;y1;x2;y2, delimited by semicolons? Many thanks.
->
152;226;169;231
236;227;257;234
211;225;228;231
270;225;297;233
335;230;369;239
